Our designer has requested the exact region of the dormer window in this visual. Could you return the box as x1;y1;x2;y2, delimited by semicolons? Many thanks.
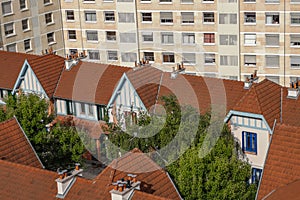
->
242;131;257;154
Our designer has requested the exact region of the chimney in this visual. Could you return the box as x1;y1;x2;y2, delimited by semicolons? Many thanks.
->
287;80;300;99
171;62;186;79
65;58;79;71
110;174;141;200
244;70;259;89
56;166;83;199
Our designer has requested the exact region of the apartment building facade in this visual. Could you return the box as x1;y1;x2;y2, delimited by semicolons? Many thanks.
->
1;0;300;86
0;0;64;55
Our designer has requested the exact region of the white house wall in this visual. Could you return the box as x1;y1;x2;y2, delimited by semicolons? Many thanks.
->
113;78;145;115
230;115;270;169
20;65;46;98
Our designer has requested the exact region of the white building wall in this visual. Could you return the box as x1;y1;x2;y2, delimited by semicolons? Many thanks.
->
230;115;270;169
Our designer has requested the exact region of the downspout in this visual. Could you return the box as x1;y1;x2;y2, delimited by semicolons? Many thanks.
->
77;0;84;52
134;0;141;62
283;0;286;86
58;0;66;57
238;0;241;81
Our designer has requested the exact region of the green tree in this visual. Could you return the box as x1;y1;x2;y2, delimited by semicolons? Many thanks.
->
0;93;85;170
105;95;257;199
167;126;257;200
39;124;85;170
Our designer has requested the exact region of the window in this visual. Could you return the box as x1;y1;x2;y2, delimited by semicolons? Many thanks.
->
121;52;137;62
161;32;174;44
204;53;216;64
45;13;53;24
244;0;255;2
120;33;136;43
86;30;98;41
220;35;237;45
142;13;152;22
68;30;76;40
142;32;153;42
69;49;78;55
2;1;12;15
266;12;279;24
118;0;133;2
251;168;262;184
265;55;279;68
160;12;173;23
118;13;134;23
107;51;118;61
266;76;279;84
88;50;100;60
144;52;154;61
204;33;215;44
242;131;257;154
4;23;14;36
181;12;194;24
244;55;256;66
182;33;195;44
291;13;300;25
160;0;172;2
220;55;238;66
141;0;151;2
83;0;95;2
244;34;256;45
266;34;279;46
203;0;214;2
22;19;29;31
85;11;97;22
104;11;115;22
80;103;86;114
6;43;16;52
47;32;55;44
182;53;196;64
219;13;237;24
19;0;27;10
162;52;175;63
24;39;31;51
66;10;75;21
88;104;94;116
291;0;300;2
244;12;256;23
181;0;193;3
106;31;116;41
291;35;300;47
203;12;214;23
291;56;300;69
265;0;279;3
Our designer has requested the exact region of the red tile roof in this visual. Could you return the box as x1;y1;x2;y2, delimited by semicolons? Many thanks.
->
233;79;282;127
0;51;38;90
126;67;163;109
124;67;246;115
0;117;43;168
0;148;181;200
27;54;65;98
281;88;300;126
92;148;182;200
54;62;130;105
264;179;300;200
257;124;300;199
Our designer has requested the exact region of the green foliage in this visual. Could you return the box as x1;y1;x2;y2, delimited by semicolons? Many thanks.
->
167;126;257;200
105;95;257;199
0;93;85;170
38;124;85;170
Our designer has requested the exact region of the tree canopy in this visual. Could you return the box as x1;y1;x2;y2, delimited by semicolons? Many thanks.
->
104;95;257;199
0;94;85;170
